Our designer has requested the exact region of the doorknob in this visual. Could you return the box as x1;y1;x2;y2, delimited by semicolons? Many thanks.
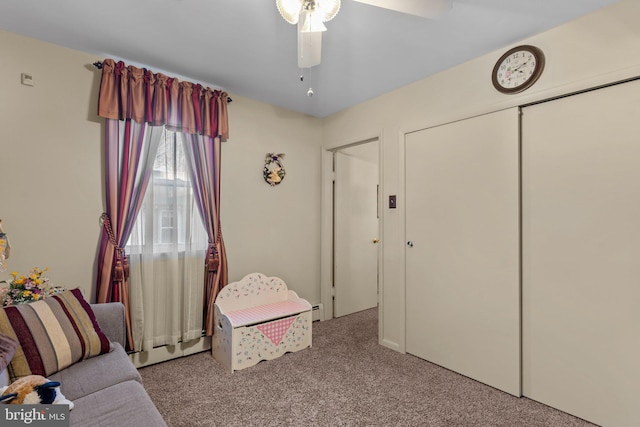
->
373;238;379;244
407;241;414;248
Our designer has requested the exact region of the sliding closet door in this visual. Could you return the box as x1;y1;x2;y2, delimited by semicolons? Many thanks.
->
405;108;520;396
522;80;640;427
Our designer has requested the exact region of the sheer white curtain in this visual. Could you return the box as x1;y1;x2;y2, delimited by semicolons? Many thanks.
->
127;129;208;352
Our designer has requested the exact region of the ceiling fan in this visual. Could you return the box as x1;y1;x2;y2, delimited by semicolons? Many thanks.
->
276;0;454;68
353;0;453;19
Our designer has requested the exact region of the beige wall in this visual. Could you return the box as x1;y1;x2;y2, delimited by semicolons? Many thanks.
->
1;0;639;338
222;96;323;303
0;30;323;305
0;30;103;296
322;0;640;351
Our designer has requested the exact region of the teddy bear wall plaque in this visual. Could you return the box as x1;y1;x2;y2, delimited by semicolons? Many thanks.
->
264;153;286;186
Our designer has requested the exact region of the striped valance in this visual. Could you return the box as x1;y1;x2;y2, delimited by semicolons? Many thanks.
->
97;58;229;141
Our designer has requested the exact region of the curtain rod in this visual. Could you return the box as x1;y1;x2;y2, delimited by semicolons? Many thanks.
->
92;61;232;103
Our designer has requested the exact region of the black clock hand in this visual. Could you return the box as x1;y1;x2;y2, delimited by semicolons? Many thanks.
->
512;61;529;72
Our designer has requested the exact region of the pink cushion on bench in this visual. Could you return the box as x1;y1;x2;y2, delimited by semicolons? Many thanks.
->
226;300;310;327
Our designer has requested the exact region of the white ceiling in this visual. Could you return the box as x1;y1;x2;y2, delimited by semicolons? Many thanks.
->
0;0;620;117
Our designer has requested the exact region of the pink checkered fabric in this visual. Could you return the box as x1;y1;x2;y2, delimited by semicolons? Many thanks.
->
227;300;309;327
256;317;297;346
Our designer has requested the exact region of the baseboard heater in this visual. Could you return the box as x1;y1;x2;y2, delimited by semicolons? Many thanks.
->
312;303;324;322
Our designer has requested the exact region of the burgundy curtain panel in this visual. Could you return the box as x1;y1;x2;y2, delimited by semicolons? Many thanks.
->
95;59;230;348
95;119;163;349
183;134;228;336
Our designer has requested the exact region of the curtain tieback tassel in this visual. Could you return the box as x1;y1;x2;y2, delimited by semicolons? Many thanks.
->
123;256;130;280
207;245;219;272
114;259;124;282
101;213;130;281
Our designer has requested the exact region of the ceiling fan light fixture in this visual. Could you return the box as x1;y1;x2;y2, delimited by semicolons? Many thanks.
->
300;10;328;33
276;0;303;24
315;0;341;23
277;0;340;70
276;0;341;26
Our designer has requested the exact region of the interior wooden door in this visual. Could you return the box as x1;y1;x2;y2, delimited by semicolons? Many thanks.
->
405;108;520;396
334;142;379;317
522;80;640;427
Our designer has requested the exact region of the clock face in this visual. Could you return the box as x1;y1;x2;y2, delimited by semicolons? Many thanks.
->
492;45;545;94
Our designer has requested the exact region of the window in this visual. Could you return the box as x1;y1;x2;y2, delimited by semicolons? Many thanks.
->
127;129;207;255
126;127;208;351
159;211;174;244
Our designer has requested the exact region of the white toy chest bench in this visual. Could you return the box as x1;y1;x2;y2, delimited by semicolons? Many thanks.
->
212;273;312;372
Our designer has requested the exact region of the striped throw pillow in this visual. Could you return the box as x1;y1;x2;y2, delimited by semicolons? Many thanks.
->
0;288;110;382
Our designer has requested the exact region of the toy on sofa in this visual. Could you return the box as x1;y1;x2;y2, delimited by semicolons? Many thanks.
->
0;375;74;409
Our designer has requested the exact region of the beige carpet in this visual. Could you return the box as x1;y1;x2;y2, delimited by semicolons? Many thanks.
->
139;308;596;427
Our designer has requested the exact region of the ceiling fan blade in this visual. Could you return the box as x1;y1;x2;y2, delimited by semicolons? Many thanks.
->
352;0;453;19
298;25;322;68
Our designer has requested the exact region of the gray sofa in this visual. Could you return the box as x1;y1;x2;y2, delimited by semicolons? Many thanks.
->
46;303;166;427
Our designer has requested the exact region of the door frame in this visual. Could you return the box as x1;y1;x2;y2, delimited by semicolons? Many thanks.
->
320;134;383;335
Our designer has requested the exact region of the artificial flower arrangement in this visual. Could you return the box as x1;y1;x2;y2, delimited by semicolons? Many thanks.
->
0;267;65;307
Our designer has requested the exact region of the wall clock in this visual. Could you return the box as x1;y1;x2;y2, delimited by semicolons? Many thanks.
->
491;45;545;94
